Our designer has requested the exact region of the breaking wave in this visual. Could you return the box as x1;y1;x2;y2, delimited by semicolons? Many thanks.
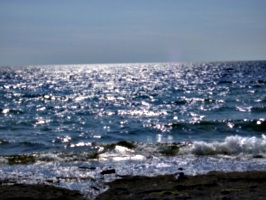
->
180;134;266;156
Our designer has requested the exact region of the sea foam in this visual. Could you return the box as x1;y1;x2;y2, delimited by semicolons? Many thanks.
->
181;134;266;156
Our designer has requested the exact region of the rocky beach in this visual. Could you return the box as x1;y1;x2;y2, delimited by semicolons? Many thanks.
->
96;171;266;200
1;171;266;200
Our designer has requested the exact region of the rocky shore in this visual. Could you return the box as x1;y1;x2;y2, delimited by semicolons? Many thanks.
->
96;171;266;200
0;184;86;200
1;171;266;200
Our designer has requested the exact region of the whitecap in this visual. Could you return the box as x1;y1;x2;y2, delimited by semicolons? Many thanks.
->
181;135;266;156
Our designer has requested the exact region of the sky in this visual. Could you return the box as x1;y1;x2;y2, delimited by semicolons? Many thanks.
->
0;0;266;66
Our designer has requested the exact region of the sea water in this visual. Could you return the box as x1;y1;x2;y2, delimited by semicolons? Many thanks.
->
0;61;266;198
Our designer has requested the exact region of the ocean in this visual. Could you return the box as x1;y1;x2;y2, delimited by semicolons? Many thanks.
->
0;61;266;198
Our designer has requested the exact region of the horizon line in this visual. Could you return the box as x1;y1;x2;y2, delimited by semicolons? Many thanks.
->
0;59;265;67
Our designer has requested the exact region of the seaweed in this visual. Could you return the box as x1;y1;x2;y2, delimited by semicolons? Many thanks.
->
116;141;136;149
160;145;180;156
6;154;36;165
104;141;136;151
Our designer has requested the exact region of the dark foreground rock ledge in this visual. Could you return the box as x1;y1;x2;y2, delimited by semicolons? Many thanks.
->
1;171;266;200
97;171;266;200
0;184;85;200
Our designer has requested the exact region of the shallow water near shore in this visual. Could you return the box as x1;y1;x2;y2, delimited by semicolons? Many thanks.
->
1;61;266;198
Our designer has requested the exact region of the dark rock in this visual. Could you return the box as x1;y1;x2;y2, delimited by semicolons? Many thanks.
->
96;171;266;200
253;155;264;158
100;169;116;175
177;172;187;181
78;166;97;170
0;184;85;200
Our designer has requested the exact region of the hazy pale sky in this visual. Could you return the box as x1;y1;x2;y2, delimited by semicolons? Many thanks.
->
1;0;266;65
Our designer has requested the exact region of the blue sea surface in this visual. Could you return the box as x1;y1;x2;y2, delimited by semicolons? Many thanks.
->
0;61;266;198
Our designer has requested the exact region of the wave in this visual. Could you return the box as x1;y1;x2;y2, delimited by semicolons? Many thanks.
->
180;134;266;156
169;119;266;132
96;135;266;158
0;141;49;156
2;135;265;166
0;109;24;115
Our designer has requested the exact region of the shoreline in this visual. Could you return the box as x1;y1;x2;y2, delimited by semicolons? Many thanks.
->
0;183;85;200
97;171;266;200
1;171;266;200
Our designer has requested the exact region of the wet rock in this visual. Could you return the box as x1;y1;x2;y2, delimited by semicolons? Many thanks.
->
78;166;97;170
0;184;85;200
96;171;266;200
177;172;187;181
253;155;264;158
100;169;116;175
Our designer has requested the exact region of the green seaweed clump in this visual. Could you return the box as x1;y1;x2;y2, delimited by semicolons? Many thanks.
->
104;141;136;151
160;145;180;156
88;151;101;159
220;188;242;194
116;141;136;149
7;154;36;165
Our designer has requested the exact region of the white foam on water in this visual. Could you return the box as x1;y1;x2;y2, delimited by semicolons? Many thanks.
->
38;153;64;162
180;134;266;156
1;135;266;199
0;157;8;164
0;154;266;199
99;145;145;161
